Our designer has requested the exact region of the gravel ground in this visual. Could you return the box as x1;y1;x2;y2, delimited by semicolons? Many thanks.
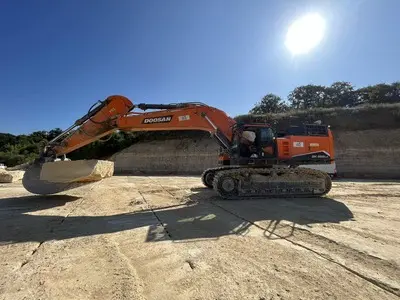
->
0;177;399;300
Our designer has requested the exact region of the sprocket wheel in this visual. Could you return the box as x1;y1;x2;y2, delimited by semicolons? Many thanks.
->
213;172;239;198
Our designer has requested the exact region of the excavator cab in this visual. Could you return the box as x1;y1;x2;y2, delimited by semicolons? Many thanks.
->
219;122;333;167
220;123;278;166
240;124;276;158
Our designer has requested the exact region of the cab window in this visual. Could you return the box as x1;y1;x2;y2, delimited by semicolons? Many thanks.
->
259;128;274;143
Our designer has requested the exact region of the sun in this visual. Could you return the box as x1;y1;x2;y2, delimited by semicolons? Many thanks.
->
285;13;326;55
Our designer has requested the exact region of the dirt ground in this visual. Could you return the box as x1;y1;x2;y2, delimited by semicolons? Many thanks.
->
0;176;399;300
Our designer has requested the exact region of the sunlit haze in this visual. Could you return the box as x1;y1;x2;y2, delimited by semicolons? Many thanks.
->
285;13;326;55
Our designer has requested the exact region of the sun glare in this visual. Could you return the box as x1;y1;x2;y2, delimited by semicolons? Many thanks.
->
285;13;326;55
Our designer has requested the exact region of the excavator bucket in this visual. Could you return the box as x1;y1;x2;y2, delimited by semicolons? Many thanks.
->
22;160;114;195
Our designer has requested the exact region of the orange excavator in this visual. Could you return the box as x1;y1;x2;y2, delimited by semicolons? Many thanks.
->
22;95;335;199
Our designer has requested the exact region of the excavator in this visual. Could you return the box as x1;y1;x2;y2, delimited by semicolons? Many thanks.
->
22;95;335;199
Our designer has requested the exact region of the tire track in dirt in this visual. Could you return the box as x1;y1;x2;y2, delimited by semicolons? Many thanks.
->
211;201;400;297
107;238;146;300
318;222;400;247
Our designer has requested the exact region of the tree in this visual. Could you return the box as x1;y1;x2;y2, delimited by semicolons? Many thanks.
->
47;128;63;141
355;83;400;105
0;134;17;152
30;131;48;143
249;94;289;114
391;81;400;100
374;83;400;104
356;85;373;105
328;81;357;107
288;85;330;109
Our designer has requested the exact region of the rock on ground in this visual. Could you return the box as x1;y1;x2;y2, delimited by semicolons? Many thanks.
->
39;160;114;183
0;170;24;183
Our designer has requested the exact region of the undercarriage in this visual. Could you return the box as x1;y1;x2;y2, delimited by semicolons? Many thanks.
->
201;166;332;199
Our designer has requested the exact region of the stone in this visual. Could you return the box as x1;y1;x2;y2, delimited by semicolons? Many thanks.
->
0;170;25;183
0;170;13;183
39;160;114;183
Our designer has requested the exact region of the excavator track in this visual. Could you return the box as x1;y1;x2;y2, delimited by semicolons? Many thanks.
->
211;167;332;199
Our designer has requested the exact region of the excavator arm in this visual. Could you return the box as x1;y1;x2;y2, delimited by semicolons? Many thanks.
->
45;95;236;159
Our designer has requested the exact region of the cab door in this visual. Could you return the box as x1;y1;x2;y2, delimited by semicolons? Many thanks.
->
256;127;276;158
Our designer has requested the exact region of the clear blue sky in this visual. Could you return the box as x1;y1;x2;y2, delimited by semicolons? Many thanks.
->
1;0;399;134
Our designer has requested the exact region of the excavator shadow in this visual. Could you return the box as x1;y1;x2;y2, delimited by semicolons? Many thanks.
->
148;188;355;242
0;189;354;245
0;195;80;213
